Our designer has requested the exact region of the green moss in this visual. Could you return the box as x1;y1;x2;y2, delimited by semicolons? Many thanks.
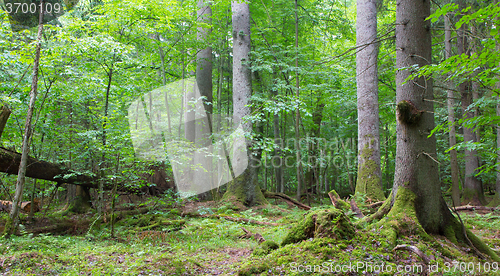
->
375;187;429;245
443;225;458;244
487;196;500;207
281;208;355;246
466;229;500;262
328;190;351;211
355;141;385;202
221;169;268;208
252;241;279;256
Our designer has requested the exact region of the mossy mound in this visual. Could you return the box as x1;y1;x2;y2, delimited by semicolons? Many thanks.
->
252;241;279;256
281;208;355;246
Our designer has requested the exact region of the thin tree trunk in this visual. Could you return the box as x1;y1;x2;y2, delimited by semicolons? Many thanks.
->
457;13;485;205
294;0;302;201
158;46;172;134
99;64;114;217
223;1;267;207
445;14;461;207
3;1;44;238
194;0;213;195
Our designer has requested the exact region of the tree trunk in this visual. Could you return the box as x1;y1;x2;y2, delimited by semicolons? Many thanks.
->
294;0;302;202
355;0;385;202
194;0;214;196
3;3;44;238
457;14;486;206
367;0;499;262
444;14;461;207
222;1;267;207
0;105;11;140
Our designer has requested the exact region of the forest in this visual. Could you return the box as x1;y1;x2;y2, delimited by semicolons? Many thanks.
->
1;0;500;275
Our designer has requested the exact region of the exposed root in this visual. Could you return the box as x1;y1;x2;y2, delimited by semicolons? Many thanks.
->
367;201;384;209
393;244;430;264
349;198;364;218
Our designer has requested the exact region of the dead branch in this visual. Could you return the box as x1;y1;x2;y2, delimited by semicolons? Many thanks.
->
452;205;500;212
367;201;384;209
239;227;266;244
262;190;311;210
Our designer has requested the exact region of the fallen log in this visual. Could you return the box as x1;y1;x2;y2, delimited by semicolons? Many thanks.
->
262;190;311;210
0;147;155;195
0;147;95;186
452;205;500;212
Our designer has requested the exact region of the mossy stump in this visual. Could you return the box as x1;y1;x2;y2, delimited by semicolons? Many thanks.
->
281;208;355;246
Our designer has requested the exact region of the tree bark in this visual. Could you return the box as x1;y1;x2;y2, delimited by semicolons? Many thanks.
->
444;14;461;207
372;0;499;262
0;105;11;140
222;1;267;207
355;0;385;202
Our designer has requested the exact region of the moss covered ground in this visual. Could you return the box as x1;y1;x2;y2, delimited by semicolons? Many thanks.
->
0;197;499;275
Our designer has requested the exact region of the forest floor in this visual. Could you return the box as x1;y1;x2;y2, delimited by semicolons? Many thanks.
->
0;195;499;275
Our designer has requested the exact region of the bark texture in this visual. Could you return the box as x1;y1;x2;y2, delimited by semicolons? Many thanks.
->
0;105;11;140
392;0;441;233
223;2;266;207
355;0;384;202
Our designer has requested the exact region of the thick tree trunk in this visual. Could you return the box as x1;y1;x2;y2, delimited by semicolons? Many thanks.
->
355;0;384;202
445;14;461;207
457;16;486;206
368;0;499;262
223;1;266;207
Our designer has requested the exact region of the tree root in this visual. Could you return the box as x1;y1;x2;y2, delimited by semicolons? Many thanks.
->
349;198;364;218
393;244;430;264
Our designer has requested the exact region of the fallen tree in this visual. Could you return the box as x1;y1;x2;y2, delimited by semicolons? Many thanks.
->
0;147;168;195
0;147;95;186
